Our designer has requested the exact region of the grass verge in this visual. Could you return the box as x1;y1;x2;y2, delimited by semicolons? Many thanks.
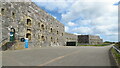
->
111;48;120;67
79;43;111;46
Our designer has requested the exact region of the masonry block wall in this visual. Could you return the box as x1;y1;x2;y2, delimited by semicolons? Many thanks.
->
1;2;65;47
0;2;2;46
1;2;104;48
89;35;103;45
65;33;77;42
78;35;89;45
78;35;103;45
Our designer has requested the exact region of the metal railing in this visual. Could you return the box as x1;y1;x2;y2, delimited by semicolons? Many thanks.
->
113;45;120;54
0;38;8;43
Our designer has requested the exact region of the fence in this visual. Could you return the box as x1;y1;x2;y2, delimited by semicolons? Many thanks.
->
113;45;120;54
0;38;8;43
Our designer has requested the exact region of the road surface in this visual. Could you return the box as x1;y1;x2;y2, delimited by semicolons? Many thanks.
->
2;45;116;66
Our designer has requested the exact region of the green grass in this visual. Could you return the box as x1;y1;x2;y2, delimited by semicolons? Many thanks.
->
111;48;120;66
78;43;111;46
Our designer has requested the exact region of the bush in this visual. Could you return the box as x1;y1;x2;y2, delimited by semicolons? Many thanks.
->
2;42;15;51
115;42;120;48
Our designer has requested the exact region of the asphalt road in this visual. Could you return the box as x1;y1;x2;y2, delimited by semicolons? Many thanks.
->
2;45;115;66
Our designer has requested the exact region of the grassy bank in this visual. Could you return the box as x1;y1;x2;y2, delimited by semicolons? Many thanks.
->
111;48;120;67
78;43;111;46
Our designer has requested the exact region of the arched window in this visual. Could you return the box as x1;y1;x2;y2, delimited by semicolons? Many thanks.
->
1;8;5;15
12;12;15;18
57;31;59;34
62;33;63;36
27;29;31;33
38;23;40;27
41;36;45;41
27;19;31;26
51;37;53;42
41;24;44;30
26;33;31;40
26;29;31;40
50;28;53;33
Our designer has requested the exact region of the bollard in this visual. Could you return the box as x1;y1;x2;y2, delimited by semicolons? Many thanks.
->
25;38;29;48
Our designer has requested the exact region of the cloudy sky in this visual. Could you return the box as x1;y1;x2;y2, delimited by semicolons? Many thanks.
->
32;0;119;42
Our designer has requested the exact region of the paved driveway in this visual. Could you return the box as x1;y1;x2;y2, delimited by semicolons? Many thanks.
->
2;45;115;66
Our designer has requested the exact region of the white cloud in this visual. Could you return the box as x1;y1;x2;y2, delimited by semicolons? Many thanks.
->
93;25;118;36
33;0;75;2
92;16;118;26
60;0;118;41
52;15;57;19
34;0;119;42
65;26;69;32
68;22;76;26
72;27;93;34
61;0;118;22
73;33;81;35
35;0;75;13
77;19;92;26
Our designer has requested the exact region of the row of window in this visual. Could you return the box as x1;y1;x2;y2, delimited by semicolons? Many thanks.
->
1;8;63;34
26;19;63;35
26;34;59;42
1;8;15;18
1;8;63;29
26;28;60;42
27;19;64;36
66;38;75;40
1;8;64;42
38;35;59;42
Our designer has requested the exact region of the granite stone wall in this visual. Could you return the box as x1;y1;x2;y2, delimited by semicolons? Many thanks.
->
78;35;103;45
65;32;77;44
1;2;103;49
1;2;65;48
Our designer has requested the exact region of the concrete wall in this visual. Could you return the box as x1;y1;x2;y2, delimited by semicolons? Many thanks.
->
65;32;77;45
78;35;89;45
89;35;103;45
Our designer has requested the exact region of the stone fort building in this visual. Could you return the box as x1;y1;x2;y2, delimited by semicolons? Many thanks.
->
0;1;103;50
1;2;68;48
78;35;103;45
